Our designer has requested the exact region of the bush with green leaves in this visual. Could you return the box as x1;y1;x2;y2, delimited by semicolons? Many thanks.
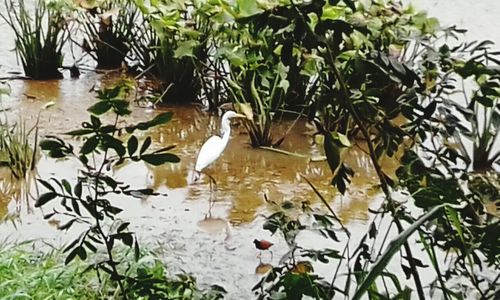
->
423;40;500;171
249;0;499;299
211;0;321;147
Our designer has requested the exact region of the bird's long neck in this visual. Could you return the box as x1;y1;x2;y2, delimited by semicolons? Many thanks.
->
220;124;231;151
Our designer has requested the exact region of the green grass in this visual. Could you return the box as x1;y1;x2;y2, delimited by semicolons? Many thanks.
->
0;242;226;299
0;119;38;180
0;242;104;299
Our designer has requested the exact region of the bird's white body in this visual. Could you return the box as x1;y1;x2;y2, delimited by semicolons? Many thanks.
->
195;135;228;172
194;111;246;175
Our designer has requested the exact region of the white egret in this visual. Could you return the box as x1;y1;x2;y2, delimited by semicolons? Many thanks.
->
194;110;247;188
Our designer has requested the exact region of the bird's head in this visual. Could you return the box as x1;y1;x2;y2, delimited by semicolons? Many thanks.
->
220;110;249;134
223;110;248;120
253;239;259;245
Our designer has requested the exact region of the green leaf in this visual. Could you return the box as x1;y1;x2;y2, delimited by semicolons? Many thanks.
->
84;241;97;253
322;4;344;21
127;136;138;156
140;137;152;155
74;180;82;198
37;179;55;192
77;246;87;260
474;95;494;107
333;132;351;147
112;232;133;247
135;112;173;131
111;99;131;116
65;129;94;136
134;239;140;261
152;145;176;154
174;40;199;58
236;0;263;17
90;115;101;128
107;205;123;215
65;246;80;265
80;136;99;155
88;101;112;115
58;219;76;231
35;192;57;207
101;135;126;157
39;140;62;151
142;153;180;165
352;204;447;300
117;222;130;233
63;238;80;253
61;179;72;195
324;132;341;174
72;198;81;216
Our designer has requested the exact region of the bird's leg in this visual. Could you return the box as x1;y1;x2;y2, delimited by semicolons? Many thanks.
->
207;193;216;215
206;173;217;192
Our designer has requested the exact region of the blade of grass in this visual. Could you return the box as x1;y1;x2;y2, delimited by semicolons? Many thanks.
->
352;203;447;300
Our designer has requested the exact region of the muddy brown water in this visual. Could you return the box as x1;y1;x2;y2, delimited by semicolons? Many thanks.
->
0;73;396;297
1;1;500;298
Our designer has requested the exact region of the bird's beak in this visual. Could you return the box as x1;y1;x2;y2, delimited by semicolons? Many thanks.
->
234;113;250;120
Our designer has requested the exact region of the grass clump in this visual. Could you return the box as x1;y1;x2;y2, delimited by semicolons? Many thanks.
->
77;0;141;69
0;242;226;300
0;119;38;180
0;243;103;299
0;81;39;180
0;0;70;79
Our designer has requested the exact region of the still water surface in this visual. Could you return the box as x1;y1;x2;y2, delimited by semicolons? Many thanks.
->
1;1;499;298
0;75;394;297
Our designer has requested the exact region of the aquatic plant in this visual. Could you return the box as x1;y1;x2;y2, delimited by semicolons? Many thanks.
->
34;77;207;298
76;0;141;69
0;119;38;180
216;1;320;147
0;81;39;181
0;0;70;79
132;1;208;104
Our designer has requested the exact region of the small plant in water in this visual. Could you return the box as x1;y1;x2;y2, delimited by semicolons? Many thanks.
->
0;117;39;180
76;0;141;69
132;1;206;104
0;0;70;79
